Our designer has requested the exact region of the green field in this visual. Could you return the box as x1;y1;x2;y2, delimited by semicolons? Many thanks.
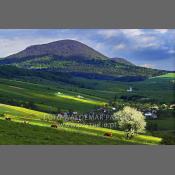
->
0;72;174;144
55;93;106;105
0;78;107;113
0;103;161;145
155;73;175;78
0;71;174;116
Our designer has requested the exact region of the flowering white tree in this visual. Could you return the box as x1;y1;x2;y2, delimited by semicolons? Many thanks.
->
113;106;146;139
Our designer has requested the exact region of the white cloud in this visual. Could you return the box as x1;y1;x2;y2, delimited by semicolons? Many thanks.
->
98;29;144;39
120;29;143;38
140;64;155;68
137;36;161;48
98;29;158;50
97;29;120;38
154;29;169;34
119;29;161;49
93;43;104;51
114;43;126;50
168;49;175;54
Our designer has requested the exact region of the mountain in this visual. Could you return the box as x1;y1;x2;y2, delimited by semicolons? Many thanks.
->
0;39;167;79
112;57;135;66
6;39;108;60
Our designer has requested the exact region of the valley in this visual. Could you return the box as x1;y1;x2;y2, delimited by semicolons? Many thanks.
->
0;39;174;145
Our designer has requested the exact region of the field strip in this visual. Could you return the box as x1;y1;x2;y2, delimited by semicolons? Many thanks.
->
55;93;106;105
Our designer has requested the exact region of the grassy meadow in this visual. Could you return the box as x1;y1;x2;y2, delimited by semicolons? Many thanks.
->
0;72;174;144
0;103;161;145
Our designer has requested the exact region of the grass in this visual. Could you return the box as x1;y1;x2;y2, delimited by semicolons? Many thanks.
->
0;78;106;113
55;93;106;106
155;73;175;78
0;74;174;142
0;103;46;119
0;103;162;145
148;117;175;131
0;70;174;116
128;75;175;103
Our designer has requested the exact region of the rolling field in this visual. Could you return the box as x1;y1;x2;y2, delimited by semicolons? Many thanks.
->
0;103;161;145
55;93;105;105
72;73;175;103
0;73;174;144
0;71;174;115
129;76;175;103
0;78;107;113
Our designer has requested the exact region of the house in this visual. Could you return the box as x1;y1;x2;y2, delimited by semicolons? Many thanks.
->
73;111;78;115
77;95;84;99
151;105;159;110
112;107;116;111
127;87;133;92
162;104;168;108
144;112;158;119
170;104;175;110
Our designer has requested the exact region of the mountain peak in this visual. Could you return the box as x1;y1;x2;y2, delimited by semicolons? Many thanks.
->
7;39;108;60
26;39;86;49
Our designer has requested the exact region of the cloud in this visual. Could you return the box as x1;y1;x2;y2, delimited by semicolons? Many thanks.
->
120;29;144;39
93;43;105;51
97;29;120;38
98;29;144;39
135;36;161;49
120;29;143;38
114;43;126;50
120;30;161;49
154;29;169;34
168;49;175;54
140;64;155;68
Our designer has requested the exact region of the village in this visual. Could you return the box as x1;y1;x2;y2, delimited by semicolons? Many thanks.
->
55;102;167;123
55;87;175;124
53;89;175;131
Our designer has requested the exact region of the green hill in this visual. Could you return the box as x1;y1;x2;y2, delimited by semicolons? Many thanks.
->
0;77;107;113
0;40;167;78
0;103;161;145
6;39;108;60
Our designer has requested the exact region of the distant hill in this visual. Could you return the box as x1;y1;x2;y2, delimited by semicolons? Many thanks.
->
0;39;167;78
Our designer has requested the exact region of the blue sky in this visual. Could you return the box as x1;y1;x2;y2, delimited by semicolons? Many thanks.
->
0;29;174;70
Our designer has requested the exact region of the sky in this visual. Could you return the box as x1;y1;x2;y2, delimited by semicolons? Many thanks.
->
0;29;174;70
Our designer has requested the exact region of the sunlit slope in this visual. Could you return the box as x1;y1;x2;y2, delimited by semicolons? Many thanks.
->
55;93;105;105
154;73;175;78
0;78;106;113
0;103;162;145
